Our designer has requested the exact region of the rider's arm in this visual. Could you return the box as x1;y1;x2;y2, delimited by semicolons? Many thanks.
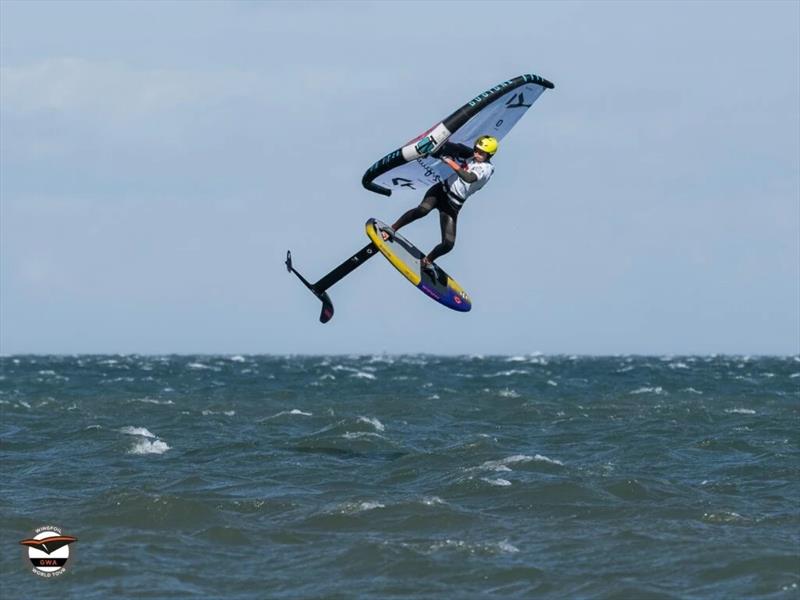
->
442;157;478;183
432;141;473;160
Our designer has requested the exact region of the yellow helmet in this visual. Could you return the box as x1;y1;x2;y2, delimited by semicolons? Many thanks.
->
474;135;499;156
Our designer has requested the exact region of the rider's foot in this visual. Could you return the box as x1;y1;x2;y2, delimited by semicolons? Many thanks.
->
379;225;396;241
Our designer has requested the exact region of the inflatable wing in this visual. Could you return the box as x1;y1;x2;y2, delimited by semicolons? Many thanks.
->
362;73;555;196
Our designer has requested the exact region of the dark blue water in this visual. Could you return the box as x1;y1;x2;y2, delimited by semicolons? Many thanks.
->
1;355;798;598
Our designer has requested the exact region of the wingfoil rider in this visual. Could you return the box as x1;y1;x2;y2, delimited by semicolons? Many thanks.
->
380;135;498;272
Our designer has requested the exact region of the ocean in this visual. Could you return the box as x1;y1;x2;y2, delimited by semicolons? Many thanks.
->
1;354;798;599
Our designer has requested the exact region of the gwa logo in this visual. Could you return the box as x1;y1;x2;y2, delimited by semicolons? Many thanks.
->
19;526;77;578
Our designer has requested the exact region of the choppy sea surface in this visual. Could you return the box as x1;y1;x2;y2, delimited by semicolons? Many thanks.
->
1;355;798;599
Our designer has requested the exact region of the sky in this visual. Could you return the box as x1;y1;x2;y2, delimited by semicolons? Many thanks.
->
1;0;798;355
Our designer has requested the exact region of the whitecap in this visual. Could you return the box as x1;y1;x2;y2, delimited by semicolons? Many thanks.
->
498;388;520;398
476;454;531;472
338;501;385;514
630;386;665;395
430;539;468;551
128;439;170;455
497;541;520;553
427;539;518;554
476;453;563;471
533;453;565;466
682;387;704;395
420;496;446;506
358;416;385;431
350;371;376;380
668;362;690;370
229;355;246;363
497;454;532;465
187;362;214;370
485;464;513;473
486;369;529;378
202;410;235;416
131;398;174;405
119;426;156;438
725;408;756;415
261;409;312;420
343;431;385;440
368;355;395;364
547;380;558;387
703;511;747;523
482;477;512;486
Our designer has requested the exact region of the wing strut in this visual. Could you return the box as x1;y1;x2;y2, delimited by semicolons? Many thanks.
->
285;243;378;323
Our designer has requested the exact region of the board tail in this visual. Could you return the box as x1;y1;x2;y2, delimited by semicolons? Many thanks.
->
286;251;335;323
